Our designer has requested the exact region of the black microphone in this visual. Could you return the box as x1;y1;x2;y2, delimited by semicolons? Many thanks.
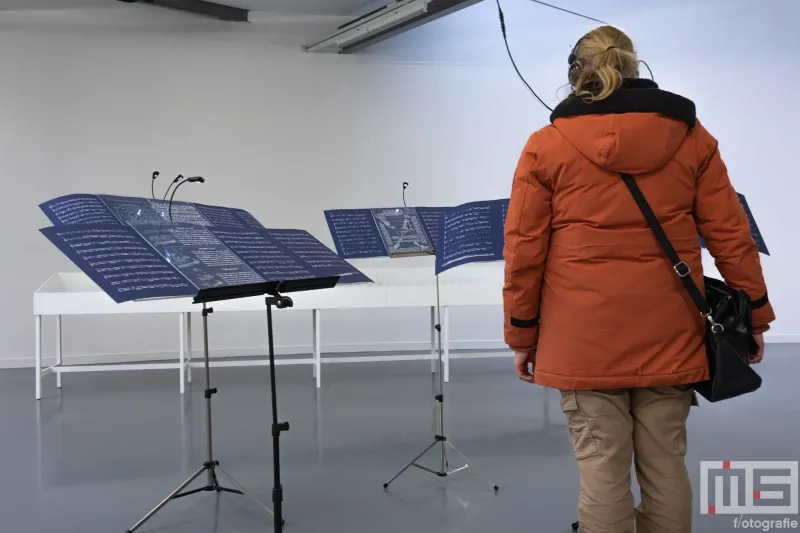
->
168;176;205;221
163;174;184;200
151;171;161;199
402;182;409;208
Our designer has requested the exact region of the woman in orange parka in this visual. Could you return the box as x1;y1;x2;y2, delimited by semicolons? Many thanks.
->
503;25;775;533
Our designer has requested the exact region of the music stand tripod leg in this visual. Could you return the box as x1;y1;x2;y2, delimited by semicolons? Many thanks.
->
383;440;439;489
126;466;206;533
382;276;499;492
125;303;275;533
216;467;276;517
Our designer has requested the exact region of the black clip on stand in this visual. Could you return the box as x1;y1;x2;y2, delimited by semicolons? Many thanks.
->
126;302;275;533
383;276;499;492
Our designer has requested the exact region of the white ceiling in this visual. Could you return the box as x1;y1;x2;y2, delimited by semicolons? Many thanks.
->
0;0;375;15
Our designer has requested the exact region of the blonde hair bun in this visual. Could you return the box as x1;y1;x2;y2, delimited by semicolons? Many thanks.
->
570;26;638;101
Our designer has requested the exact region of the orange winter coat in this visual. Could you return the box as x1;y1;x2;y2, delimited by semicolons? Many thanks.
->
503;79;775;390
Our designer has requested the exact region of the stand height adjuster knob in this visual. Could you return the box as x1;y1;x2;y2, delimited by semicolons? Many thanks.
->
204;388;217;399
272;421;290;437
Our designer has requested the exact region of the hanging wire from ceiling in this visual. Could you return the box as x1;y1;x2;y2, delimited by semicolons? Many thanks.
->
497;0;610;112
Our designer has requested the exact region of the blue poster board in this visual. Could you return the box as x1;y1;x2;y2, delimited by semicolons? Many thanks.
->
39;194;122;226
265;229;372;284
435;200;507;275
135;224;265;289
40;194;263;230
209;228;316;282
40;224;197;303
324;207;437;259
415;207;451;252
40;194;373;302
324;209;388;259
194;203;264;229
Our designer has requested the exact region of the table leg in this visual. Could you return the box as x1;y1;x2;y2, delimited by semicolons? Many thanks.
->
35;315;42;401
179;313;185;395
443;306;450;383
313;309;322;389
186;312;193;384
311;312;317;380
430;306;436;374
55;315;62;389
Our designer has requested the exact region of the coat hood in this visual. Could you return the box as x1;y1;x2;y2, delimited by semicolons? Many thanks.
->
550;79;697;174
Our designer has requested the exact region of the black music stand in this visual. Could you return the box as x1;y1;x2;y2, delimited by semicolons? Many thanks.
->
125;276;339;533
382;276;498;493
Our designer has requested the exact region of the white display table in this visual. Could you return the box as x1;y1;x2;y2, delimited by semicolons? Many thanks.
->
33;264;508;400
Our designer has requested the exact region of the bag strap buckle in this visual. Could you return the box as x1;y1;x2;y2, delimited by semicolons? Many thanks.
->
705;313;725;333
674;261;691;278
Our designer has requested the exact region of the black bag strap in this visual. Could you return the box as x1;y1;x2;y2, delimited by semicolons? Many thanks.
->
619;173;712;317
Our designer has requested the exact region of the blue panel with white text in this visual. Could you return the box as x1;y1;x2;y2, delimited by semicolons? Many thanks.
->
435;199;507;275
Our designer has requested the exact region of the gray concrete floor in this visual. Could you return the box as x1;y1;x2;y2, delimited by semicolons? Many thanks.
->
4;347;799;533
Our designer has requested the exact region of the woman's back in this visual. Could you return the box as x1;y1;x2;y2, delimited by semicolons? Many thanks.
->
502;24;774;533
503;65;772;393
509;79;746;389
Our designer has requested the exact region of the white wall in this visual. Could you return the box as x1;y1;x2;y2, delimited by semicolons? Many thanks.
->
1;0;798;367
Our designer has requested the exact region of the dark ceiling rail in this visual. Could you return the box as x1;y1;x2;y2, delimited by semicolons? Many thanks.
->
339;0;480;53
116;0;249;22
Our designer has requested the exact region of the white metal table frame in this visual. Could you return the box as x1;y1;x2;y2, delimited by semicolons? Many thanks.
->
33;266;509;400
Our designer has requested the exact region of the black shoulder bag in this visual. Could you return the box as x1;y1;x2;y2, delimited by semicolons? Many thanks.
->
620;173;762;402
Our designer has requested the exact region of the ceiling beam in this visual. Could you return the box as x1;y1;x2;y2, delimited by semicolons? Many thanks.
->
116;0;249;22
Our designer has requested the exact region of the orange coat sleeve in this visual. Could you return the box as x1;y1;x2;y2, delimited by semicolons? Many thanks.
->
503;133;552;351
693;122;775;333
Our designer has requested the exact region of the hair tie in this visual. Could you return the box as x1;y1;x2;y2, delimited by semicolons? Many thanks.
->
606;45;616;51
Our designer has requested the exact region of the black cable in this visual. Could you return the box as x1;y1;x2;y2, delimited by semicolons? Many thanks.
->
496;0;553;112
527;0;608;25
640;60;655;82
163;175;184;201
168;177;205;221
168;179;189;222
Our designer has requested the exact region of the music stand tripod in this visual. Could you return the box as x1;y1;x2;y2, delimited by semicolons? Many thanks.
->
126;299;275;533
383;276;499;492
125;277;339;533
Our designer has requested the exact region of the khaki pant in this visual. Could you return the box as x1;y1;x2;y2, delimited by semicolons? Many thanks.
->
560;387;696;533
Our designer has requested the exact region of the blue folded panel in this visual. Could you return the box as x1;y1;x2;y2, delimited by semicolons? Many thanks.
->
415;207;451;252
40;194;374;303
435;199;507;275
324;209;388;259
40;224;198;303
264;229;372;284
